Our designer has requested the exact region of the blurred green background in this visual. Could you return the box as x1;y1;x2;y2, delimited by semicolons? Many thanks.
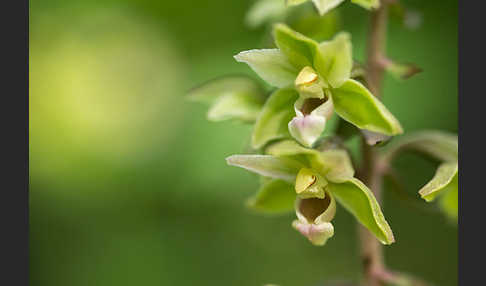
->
29;0;457;285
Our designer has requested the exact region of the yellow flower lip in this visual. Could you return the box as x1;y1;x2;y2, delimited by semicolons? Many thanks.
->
295;66;319;86
295;168;317;194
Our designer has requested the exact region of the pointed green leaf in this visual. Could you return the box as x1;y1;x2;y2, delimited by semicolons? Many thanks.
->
247;179;297;214
234;49;299;88
351;0;380;10
330;79;403;135
273;23;320;70
252;88;299;149
327;178;395;244
311;0;346;16
315;32;352;88
419;162;458;202
188;76;265;122
226;154;303;182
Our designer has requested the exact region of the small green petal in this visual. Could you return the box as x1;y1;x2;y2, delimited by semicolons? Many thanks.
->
234;49;299;88
315;32;353;88
226;154;304;182
273;23;320;70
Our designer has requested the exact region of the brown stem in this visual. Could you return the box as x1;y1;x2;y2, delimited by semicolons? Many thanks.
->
358;3;389;286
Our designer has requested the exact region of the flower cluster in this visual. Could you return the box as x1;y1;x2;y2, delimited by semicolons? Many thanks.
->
234;24;402;149
189;24;405;245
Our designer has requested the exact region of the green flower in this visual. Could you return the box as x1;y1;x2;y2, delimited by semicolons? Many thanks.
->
226;139;395;246
235;24;402;149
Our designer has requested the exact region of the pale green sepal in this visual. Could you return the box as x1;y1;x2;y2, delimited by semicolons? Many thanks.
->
252;88;299;149
246;179;297;214
419;162;458;202
273;23;320;70
226;154;304;182
234;49;299;88
293;193;336;245
327;178;395;245
351;0;380;10
315;32;352;88
311;0;346;16
330;79;403;135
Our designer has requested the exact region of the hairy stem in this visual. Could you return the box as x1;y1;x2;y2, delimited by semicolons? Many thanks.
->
358;3;389;286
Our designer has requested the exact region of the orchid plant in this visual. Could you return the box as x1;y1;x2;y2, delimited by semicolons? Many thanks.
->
189;0;458;285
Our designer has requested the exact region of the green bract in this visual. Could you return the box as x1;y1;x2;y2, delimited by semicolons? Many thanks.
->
287;0;379;16
188;76;266;122
227;139;394;246
236;24;402;148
